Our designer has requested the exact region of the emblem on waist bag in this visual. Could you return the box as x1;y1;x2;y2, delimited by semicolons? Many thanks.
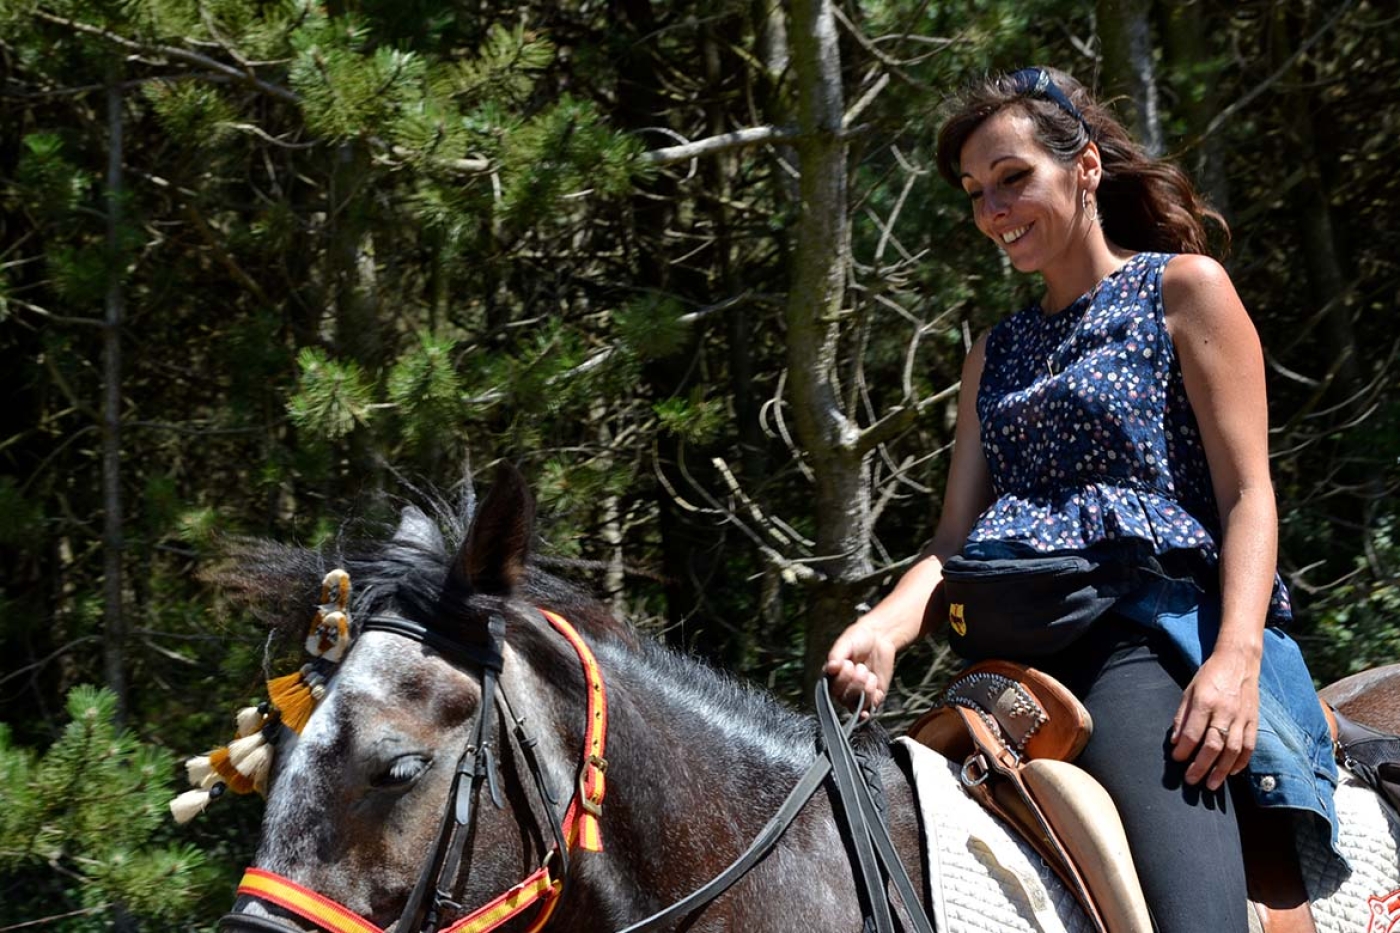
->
1368;888;1400;933
949;602;966;636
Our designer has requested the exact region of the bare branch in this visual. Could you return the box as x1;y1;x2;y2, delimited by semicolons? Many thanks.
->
640;125;801;167
671;453;822;584
843;72;889;129
711;455;815;550
1200;0;1356;142
8;297;105;327
0;636;102;688
854;381;960;456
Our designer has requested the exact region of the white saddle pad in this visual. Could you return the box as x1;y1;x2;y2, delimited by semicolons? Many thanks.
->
898;737;1400;933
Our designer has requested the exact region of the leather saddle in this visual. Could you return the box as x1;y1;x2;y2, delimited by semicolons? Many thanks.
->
907;660;1321;933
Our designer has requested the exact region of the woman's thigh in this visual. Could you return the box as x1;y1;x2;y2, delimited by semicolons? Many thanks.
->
1042;623;1250;933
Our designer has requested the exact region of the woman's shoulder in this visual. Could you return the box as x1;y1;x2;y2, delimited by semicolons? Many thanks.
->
1161;252;1230;288
1159;254;1245;327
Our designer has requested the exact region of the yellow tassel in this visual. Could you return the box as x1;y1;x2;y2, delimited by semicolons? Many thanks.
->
268;668;316;734
208;746;257;794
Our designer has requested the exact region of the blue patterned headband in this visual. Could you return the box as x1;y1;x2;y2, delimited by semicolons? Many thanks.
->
1006;67;1091;136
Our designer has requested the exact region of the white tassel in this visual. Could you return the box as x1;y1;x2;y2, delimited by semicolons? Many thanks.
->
238;742;274;794
185;755;214;788
169;782;224;823
226;731;266;768
170;789;211;823
235;706;265;738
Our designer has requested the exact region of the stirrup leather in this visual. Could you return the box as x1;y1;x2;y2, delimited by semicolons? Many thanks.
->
907;661;1151;933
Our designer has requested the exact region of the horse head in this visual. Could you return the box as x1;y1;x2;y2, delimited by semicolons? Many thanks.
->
220;464;610;932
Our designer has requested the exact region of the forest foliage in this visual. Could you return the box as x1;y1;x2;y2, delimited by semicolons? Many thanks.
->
2;0;1397;925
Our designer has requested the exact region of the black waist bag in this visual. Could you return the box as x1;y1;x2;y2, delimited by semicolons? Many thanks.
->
940;552;1137;661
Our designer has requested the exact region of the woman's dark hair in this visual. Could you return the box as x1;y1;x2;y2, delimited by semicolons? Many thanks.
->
934;67;1228;257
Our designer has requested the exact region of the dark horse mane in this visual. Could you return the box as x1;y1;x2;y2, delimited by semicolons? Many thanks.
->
209;480;833;770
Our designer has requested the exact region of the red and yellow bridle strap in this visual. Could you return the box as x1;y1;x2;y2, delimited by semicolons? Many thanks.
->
237;868;384;933
440;867;560;933
539;608;608;853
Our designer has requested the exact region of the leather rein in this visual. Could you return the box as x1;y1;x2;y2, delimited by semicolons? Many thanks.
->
221;609;936;933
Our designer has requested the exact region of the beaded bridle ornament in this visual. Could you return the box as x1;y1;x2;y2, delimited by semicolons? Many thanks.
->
169;569;353;823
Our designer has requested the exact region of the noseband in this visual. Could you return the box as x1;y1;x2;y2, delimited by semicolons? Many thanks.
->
221;607;608;933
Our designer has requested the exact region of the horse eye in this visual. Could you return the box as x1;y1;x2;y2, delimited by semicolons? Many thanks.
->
373;754;431;789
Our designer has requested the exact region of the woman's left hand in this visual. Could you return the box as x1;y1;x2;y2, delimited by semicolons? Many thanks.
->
1170;647;1261;790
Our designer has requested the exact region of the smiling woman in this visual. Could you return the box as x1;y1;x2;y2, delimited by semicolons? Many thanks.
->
826;66;1341;933
953;106;1111;303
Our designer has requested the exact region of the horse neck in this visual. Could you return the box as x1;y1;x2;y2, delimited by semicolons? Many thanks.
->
559;640;872;923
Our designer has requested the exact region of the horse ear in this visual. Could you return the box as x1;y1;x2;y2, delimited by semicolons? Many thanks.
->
452;462;535;594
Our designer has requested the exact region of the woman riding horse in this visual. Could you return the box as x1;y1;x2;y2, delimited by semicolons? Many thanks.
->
826;66;1346;933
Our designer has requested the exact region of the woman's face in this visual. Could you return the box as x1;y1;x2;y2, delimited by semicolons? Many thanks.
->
957;107;1094;276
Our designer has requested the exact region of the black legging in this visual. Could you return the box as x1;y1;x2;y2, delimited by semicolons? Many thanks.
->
1036;616;1250;933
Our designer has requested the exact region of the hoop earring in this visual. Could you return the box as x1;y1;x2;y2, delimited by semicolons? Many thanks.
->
1081;189;1090;212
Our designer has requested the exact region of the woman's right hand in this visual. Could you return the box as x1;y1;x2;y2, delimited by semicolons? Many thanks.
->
825;619;901;712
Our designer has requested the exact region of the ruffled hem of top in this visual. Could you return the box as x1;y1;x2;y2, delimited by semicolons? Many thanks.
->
967;482;1215;553
965;482;1293;622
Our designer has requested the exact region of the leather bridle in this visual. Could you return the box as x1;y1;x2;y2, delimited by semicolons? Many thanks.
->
220;607;608;933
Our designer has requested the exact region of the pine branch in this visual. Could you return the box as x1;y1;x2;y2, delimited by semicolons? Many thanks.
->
463;292;758;407
33;9;300;105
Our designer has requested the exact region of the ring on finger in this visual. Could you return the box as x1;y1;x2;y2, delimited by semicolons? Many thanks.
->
1210;725;1230;737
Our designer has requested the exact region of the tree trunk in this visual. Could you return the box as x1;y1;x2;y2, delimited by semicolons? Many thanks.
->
1159;1;1231;218
101;62;128;724
1268;6;1372;573
1270;9;1360;398
1097;0;1163;156
327;142;384;493
103;61;137;933
785;0;872;689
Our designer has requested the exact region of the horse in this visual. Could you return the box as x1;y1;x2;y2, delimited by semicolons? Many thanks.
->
215;464;928;932
1321;664;1400;733
213;465;1399;933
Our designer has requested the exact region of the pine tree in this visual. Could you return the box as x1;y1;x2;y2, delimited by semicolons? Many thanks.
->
0;686;210;928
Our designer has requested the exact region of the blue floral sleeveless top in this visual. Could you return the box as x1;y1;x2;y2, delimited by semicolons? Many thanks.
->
969;251;1292;623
